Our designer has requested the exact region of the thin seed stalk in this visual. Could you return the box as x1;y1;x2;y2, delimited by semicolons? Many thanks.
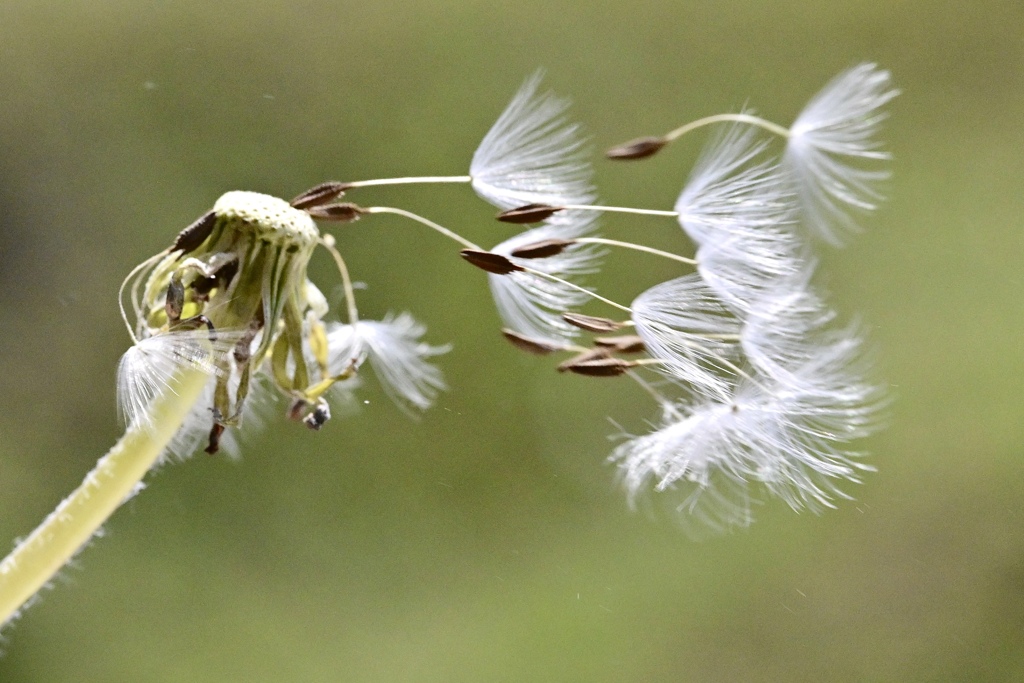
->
0;367;209;626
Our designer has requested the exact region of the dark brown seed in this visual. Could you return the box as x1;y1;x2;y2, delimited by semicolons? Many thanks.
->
171;210;217;254
556;348;610;372
509;239;574;259
290;181;351;209
460;249;524;275
562;357;635;377
496;203;562;224
287;399;309;422
605;136;668;160
306;202;366;222
501;329;567;355
204;422;225;455
561;312;625;333
593;335;646;354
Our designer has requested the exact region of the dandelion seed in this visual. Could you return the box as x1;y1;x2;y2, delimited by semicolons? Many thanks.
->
327;313;450;413
611;352;884;533
739;286;837;387
470;71;596;223
116;329;243;429
695;224;812;317
783;63;899;244
487;216;602;342
675;120;794;247
611;397;756;535
629;274;742;399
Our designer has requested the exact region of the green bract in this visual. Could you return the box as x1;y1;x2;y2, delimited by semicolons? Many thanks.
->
128;191;346;450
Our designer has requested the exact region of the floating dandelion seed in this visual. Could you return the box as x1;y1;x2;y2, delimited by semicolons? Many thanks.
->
486;215;603;342
326;313;450;414
470;70;596;219
783;63;899;244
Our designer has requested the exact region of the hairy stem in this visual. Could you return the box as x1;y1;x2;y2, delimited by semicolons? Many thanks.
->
0;368;209;627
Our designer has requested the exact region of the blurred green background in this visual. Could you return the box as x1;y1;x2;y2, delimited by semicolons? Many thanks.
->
0;1;1022;681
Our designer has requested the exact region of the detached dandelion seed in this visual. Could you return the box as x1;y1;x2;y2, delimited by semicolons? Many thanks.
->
783;63;899;244
470;71;596;219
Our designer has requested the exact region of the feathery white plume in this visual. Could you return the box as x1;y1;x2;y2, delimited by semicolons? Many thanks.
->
783;63;899;245
630;274;741;399
740;285;836;388
611;340;885;533
695;220;812;317
675;120;794;246
470;71;596;223
116;329;242;429
612;399;755;535
327;313;450;413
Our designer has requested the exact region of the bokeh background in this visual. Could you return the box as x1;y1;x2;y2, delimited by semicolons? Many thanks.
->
0;1;1022;681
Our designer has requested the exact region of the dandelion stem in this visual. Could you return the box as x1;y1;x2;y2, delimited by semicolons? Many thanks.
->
664;113;791;142
344;175;472;189
574;238;697;266
558;204;678;218
0;368;209;627
364;206;482;250
320;235;360;324
518;267;633;314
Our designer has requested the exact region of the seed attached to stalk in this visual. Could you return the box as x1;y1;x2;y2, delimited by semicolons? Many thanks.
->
562;312;627;333
306;202;366;223
496;203;563;224
460;249;524;275
501;329;569;355
605;136;668;160
509;239;574;259
561;357;635;377
593;335;646;354
290;181;352;209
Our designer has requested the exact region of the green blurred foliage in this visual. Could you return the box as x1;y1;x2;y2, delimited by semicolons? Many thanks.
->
0;1;1022;681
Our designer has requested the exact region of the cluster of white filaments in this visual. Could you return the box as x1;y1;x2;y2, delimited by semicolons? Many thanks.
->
116;64;895;532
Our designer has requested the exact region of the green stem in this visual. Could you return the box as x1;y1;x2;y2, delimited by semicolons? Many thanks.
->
0;367;209;627
664;112;791;142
